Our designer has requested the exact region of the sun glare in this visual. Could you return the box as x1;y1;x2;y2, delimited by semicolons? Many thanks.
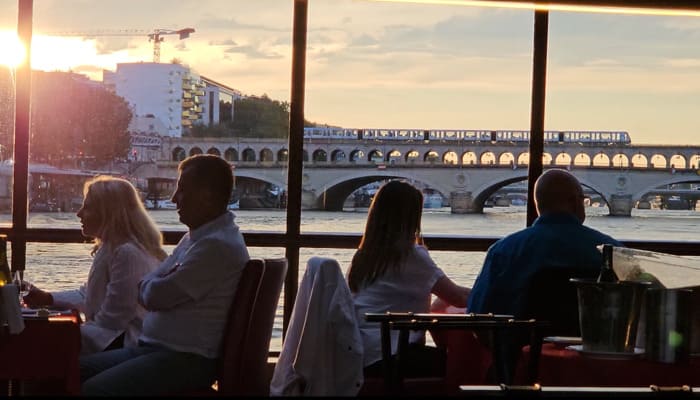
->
0;31;27;68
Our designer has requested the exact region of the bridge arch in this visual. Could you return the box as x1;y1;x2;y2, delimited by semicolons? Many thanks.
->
207;147;221;156
224;148;238;162
631;154;648;168
368;149;383;163
633;175;700;201
650;154;667;168
172;147;186;162
517;152;529;165
611;153;629;168
316;171;452;211
278;148;289;162
424;150;439;163
690;155;700;169
387;150;401;164
462;151;477;165
189;147;203;156
260;148;274;162
313;149;327;163
331;149;345;163
498;152;515;166
554;152;572;166
669;154;686;169
480;151;496;165
242;148;256;162
542;153;553;165
349;149;363;162
592;152;610;167
406;150;419;163
573;152;591;166
443;151;458;165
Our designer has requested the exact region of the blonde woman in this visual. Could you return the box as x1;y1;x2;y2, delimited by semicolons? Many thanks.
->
25;176;166;354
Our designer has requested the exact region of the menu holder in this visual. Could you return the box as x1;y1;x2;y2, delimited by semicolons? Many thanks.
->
0;284;25;334
610;246;700;289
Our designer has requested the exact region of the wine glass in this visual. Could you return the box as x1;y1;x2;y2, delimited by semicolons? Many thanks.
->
12;270;29;307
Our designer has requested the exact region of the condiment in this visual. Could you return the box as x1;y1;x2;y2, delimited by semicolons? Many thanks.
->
597;244;618;283
0;234;11;286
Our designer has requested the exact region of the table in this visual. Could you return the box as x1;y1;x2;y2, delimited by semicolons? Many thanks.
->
515;343;700;387
0;314;81;395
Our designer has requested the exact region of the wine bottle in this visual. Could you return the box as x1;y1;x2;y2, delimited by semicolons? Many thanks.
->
0;234;11;286
597;244;618;283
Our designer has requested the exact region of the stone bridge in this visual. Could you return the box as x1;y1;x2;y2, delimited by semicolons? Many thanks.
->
136;160;700;216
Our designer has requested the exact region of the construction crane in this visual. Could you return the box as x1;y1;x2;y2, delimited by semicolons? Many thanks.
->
50;27;195;63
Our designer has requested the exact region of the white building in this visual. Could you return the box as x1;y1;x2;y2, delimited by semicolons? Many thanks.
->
104;62;240;138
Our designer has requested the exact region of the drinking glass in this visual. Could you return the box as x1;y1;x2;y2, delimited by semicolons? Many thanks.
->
12;270;29;307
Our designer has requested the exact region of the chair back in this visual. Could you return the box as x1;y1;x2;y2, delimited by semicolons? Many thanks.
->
217;257;287;396
522;266;598;337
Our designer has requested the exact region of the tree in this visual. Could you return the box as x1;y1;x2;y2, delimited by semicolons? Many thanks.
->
29;71;132;168
231;94;290;139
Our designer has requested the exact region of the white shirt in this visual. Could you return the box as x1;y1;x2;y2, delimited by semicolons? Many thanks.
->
138;212;249;359
52;241;159;354
352;245;446;367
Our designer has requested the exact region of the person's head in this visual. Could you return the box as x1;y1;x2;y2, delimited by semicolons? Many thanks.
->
347;180;424;292
77;175;166;260
172;154;233;230
534;169;586;222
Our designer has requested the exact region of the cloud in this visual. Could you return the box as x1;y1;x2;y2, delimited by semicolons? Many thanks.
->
208;39;237;46
223;44;282;59
663;58;700;68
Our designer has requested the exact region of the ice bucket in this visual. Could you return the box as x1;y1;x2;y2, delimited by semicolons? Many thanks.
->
645;288;693;363
571;279;650;353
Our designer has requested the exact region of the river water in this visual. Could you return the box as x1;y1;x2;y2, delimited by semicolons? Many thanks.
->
8;206;700;351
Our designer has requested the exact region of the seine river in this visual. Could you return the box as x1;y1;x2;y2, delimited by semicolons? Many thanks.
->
7;206;700;351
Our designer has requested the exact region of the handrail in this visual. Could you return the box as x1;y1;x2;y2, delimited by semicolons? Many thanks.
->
2;227;700;256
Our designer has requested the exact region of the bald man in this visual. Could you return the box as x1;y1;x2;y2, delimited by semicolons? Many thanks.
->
466;169;623;383
468;169;622;320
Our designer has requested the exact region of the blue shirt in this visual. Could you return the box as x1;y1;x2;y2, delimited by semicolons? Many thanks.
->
467;212;622;317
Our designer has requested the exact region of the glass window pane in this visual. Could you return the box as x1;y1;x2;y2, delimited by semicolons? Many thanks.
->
0;1;19;227
548;11;700;241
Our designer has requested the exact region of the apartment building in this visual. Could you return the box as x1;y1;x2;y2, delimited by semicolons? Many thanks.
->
104;62;239;137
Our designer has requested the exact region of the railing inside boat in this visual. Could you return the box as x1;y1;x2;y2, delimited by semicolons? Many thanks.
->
2;228;700;256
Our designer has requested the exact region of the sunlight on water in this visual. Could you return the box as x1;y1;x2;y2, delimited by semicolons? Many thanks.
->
10;206;700;351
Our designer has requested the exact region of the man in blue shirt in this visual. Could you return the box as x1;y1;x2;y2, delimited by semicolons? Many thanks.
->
469;169;621;317
467;169;622;382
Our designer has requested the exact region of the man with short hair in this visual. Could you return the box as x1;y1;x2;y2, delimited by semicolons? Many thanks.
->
80;154;250;396
467;169;622;382
468;168;622;317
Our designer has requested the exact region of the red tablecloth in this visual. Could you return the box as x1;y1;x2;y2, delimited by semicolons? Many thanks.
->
515;343;700;387
432;329;494;386
0;315;81;395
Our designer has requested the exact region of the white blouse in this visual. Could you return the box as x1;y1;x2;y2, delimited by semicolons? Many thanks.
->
52;241;160;354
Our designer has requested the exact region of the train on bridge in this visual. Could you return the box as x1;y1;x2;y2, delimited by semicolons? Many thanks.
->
304;127;631;145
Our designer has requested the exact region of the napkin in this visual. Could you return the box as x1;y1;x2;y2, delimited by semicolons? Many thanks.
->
0;284;25;334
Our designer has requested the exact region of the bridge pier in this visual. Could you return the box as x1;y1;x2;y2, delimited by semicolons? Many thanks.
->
609;194;634;217
450;191;475;214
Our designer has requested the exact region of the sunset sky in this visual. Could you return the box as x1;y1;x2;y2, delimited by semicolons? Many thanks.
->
1;0;700;145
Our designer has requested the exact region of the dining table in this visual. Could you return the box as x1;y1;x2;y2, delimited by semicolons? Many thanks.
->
0;310;81;395
514;342;700;388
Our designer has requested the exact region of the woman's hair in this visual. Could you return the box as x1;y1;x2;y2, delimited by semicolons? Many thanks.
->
347;180;424;292
83;175;166;260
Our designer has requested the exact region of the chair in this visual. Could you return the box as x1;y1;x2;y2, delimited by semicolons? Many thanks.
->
270;257;364;397
214;257;287;396
521;266;599;337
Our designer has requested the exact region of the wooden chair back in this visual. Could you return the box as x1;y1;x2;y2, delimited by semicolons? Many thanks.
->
216;257;287;396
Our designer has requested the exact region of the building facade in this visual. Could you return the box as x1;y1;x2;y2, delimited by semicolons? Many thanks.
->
103;62;241;138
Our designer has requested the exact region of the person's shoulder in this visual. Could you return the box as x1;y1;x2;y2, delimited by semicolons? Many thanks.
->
579;225;621;245
490;226;533;249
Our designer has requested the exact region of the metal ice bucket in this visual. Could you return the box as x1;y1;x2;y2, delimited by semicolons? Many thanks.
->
571;279;650;353
644;288;693;363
